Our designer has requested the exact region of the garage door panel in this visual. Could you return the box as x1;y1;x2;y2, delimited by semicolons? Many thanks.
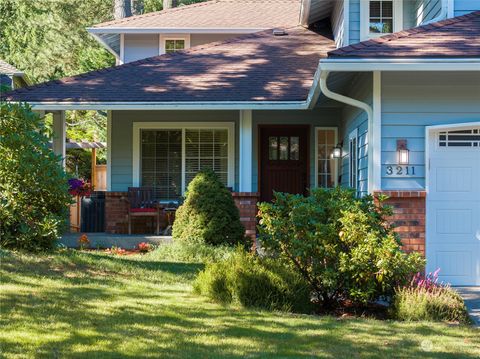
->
427;125;480;286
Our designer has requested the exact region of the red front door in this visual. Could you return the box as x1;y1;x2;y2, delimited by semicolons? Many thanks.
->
259;126;309;202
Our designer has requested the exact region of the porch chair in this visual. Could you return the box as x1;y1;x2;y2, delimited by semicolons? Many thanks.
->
125;187;162;235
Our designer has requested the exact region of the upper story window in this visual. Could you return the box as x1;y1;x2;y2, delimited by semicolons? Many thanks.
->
361;0;403;40
165;39;185;54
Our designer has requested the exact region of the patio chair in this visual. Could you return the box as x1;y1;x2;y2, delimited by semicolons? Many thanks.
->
126;187;162;235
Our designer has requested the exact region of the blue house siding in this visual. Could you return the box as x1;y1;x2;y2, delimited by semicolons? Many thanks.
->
339;73;372;195
454;0;480;16
381;71;480;190
411;0;441;25
349;0;361;44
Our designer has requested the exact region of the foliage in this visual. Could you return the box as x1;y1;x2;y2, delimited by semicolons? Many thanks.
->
68;178;93;197
77;234;90;250
148;240;234;263
258;187;425;308
194;248;313;313
394;286;470;324
0;102;71;251
172;170;246;246
137;242;152;253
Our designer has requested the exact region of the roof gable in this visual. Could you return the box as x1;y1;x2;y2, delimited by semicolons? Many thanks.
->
329;11;480;58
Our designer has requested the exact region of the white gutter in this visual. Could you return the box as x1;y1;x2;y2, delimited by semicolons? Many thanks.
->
420;0;448;25
319;70;374;193
87;27;267;34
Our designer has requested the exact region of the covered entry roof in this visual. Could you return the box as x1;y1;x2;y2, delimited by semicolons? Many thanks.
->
1;26;335;106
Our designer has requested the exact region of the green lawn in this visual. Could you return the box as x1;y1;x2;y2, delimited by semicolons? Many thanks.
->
0;248;478;358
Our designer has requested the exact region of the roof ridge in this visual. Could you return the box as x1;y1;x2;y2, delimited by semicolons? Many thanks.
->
330;10;480;56
4;25;309;97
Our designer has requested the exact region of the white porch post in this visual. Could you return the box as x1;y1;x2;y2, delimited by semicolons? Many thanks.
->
371;71;382;192
51;110;66;168
239;110;253;192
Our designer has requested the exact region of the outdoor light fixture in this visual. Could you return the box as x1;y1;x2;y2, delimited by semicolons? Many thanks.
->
332;145;343;159
397;139;409;165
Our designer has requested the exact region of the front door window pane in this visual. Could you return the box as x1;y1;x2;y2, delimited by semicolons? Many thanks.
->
290;136;299;160
279;137;289;160
269;136;278;160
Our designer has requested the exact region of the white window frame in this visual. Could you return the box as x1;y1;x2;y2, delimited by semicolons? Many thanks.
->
132;122;235;197
314;127;339;188
349;128;359;190
159;34;191;55
360;0;403;41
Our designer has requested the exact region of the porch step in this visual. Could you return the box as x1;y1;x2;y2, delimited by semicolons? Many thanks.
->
60;233;172;250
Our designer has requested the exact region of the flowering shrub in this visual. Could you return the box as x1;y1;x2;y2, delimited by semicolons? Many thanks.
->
393;269;470;323
68;178;93;197
137;242;152;253
106;246;127;256
78;234;90;250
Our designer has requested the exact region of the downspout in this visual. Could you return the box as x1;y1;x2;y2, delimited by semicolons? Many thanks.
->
319;70;374;194
300;0;311;26
421;0;448;25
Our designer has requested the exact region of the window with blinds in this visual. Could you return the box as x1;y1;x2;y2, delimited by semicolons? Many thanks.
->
141;130;182;201
185;129;229;188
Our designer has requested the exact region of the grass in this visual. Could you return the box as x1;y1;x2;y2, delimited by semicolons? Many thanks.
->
0;247;479;358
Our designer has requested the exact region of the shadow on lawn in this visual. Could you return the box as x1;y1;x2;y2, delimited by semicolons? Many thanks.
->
0;252;478;359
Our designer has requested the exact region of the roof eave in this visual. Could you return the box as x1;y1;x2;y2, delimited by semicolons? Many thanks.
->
87;27;268;34
319;58;480;71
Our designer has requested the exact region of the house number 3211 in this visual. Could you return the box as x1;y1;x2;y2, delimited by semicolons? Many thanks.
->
385;166;415;176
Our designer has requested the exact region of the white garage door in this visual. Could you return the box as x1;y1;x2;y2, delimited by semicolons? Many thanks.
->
427;125;480;286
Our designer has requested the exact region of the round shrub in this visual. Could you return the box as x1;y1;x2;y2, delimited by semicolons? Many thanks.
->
0;102;71;251
194;248;313;313
258;187;425;309
172;170;246;246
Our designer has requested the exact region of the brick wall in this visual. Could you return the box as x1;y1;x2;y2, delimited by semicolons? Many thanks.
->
375;191;426;256
232;192;260;241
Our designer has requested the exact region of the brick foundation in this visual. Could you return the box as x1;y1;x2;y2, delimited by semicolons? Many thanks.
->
232;192;260;241
105;191;259;238
375;191;426;256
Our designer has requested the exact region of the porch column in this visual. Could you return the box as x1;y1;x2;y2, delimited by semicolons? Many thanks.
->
51;110;66;168
239;110;253;192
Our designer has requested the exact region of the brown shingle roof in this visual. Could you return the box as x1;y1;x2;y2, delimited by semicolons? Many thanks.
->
93;0;301;30
2;26;335;104
329;11;480;58
0;60;23;75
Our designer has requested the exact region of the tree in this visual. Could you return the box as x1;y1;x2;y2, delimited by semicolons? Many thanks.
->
0;102;72;251
114;0;132;19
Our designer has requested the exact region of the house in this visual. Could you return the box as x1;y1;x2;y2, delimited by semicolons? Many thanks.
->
1;0;479;286
0;59;29;91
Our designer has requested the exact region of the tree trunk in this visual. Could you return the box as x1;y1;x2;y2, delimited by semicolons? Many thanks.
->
163;0;178;9
114;0;132;19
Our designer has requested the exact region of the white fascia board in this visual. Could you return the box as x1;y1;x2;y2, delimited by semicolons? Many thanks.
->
87;27;265;34
319;58;480;71
26;101;309;111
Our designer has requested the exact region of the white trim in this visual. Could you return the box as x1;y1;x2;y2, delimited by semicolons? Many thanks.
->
88;27;266;34
239;110;253;192
360;0;403;41
132;122;235;195
51;111;66;169
348;128;359;190
314;127;339;188
372;71;381;191
319;59;480;72
344;0;350;46
159;34;191;55
119;33;125;65
107;111;112;191
447;0;454;18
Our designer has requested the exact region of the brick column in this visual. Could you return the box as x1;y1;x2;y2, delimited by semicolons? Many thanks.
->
105;192;129;234
232;192;259;241
375;191;426;256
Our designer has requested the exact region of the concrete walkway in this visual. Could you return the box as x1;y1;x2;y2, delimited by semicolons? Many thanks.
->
455;287;480;327
60;233;172;250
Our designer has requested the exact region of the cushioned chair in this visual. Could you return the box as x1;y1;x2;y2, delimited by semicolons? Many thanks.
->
126;187;161;235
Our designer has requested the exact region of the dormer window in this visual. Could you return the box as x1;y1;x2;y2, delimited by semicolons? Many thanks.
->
165;39;185;54
361;0;403;40
159;34;191;55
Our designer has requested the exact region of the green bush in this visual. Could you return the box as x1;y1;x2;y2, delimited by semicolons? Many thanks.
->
194;248;313;313
394;286;470;324
172;170;246;246
258;187;425;308
146;241;234;263
0;102;71;251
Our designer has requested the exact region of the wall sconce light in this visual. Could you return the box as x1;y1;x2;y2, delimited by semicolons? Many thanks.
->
331;145;343;159
397;139;409;165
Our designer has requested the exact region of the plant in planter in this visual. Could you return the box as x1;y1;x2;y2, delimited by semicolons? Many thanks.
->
137;242;152;253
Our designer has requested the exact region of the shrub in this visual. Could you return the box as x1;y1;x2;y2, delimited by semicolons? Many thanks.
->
0;102;71;251
194;248;313;313
147;241;234;263
172;170;246;246
258;187;425;308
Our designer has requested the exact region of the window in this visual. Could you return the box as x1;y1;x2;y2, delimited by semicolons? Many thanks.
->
164;39;185;54
134;123;234;201
361;0;402;40
268;136;300;161
349;129;358;190
316;128;337;188
439;128;480;148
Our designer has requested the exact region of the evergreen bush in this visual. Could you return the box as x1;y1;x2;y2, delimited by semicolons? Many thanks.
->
172;170;246;246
